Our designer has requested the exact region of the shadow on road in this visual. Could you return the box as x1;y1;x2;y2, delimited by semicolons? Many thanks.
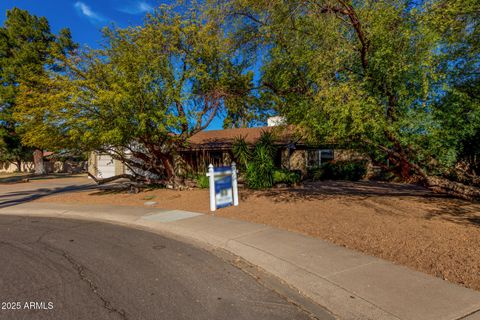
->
0;173;86;184
0;184;96;209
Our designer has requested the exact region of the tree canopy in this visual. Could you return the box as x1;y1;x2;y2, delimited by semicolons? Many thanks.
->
0;8;76;172
6;1;480;197
212;0;480;198
15;6;259;182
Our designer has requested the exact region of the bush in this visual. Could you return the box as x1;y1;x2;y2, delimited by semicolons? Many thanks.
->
312;161;367;181
246;145;274;189
195;174;210;188
273;169;301;186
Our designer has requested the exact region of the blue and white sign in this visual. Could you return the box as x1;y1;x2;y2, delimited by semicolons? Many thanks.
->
207;163;239;212
214;167;233;208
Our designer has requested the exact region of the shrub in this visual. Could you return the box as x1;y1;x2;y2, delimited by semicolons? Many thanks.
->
313;160;367;181
273;169;301;186
308;166;324;181
232;136;251;169
246;144;274;189
195;174;210;188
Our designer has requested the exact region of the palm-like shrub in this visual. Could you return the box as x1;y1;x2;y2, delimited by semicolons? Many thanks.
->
232;135;251;169
246;144;275;189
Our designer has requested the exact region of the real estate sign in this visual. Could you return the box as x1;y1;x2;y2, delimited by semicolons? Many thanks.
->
207;163;239;211
214;167;233;208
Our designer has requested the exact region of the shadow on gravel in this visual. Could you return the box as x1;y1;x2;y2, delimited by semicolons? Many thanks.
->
424;200;480;227
242;180;480;227
250;180;447;202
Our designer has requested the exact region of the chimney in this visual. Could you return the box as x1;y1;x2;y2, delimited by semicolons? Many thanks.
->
267;116;286;127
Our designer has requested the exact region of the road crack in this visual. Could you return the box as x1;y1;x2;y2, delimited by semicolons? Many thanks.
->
40;242;129;320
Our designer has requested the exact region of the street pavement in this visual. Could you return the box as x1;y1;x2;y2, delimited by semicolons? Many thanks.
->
1;177;480;320
0;176;94;209
0;215;317;320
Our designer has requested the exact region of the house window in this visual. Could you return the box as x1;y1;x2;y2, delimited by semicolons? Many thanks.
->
307;149;334;168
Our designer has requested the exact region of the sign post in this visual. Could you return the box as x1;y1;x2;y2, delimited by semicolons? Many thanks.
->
206;162;239;212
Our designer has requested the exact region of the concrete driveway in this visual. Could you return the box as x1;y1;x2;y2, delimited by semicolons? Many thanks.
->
0;175;95;209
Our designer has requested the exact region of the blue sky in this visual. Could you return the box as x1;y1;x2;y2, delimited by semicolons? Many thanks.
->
0;0;249;130
0;0;163;48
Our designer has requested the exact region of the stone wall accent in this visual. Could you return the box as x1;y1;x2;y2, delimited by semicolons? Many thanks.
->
280;149;308;176
334;149;368;161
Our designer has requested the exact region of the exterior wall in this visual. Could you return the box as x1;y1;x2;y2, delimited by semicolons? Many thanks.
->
0;162;34;173
114;159;125;176
0;160;84;174
289;150;307;176
334;149;368;162
87;152;98;177
52;160;86;173
280;148;308;176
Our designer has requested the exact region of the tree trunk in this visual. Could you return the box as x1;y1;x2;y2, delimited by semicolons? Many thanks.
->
426;176;480;201
367;138;480;200
15;159;21;172
87;172;139;185
33;149;46;175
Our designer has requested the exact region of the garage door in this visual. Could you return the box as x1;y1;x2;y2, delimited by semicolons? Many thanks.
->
97;155;116;178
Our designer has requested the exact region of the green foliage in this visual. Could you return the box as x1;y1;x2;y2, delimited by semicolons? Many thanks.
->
0;133;33;168
246;144;275;189
0;8;76;166
232;135;251;168
217;0;480;188
311;161;367;181
272;169;300;186
13;5;257;180
233;131;278;189
256;130;276;159
196;174;210;189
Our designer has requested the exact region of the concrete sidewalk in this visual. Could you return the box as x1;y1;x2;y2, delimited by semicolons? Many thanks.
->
0;202;479;320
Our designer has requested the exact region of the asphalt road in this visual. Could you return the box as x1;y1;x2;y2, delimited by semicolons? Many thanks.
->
0;215;313;320
0;176;95;209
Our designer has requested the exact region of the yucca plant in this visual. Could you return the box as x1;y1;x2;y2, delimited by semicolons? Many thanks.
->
232;135;251;169
246;144;275;189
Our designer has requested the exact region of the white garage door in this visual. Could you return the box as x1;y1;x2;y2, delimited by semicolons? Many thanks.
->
97;155;116;178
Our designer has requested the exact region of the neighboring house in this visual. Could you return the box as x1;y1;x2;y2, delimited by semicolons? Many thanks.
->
87;120;347;179
0;151;85;174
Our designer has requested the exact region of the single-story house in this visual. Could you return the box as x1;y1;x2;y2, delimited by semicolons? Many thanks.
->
87;120;360;179
181;125;336;174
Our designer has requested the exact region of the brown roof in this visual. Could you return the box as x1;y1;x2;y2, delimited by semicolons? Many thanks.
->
186;126;294;150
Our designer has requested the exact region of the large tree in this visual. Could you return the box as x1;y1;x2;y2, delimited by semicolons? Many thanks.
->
0;8;76;173
215;0;480;199
15;6;258;184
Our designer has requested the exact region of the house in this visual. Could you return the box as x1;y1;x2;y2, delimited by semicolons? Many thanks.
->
181;125;336;175
0;151;86;174
87;121;345;179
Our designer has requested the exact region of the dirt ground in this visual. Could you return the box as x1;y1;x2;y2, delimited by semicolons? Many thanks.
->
36;180;480;291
